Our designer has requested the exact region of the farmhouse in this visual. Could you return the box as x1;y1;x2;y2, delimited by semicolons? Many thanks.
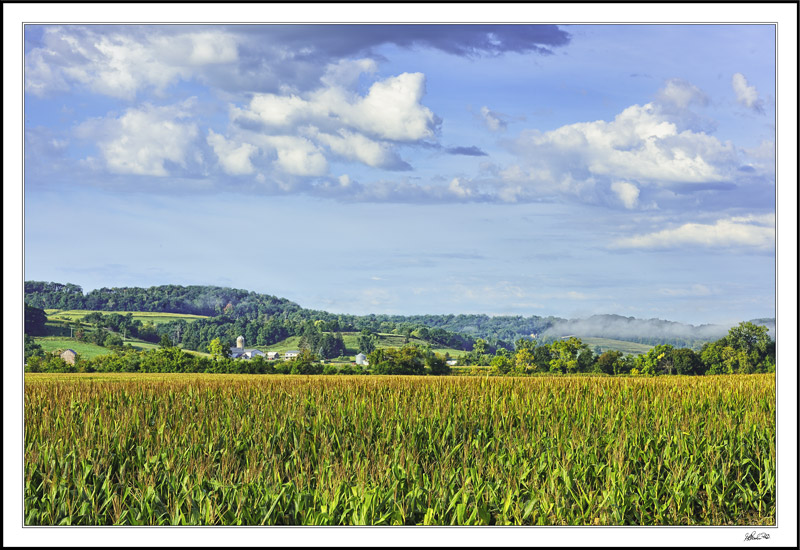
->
266;351;281;360
284;350;300;361
60;349;77;365
230;336;265;360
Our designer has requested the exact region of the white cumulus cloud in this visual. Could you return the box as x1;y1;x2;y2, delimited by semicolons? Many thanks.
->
614;215;775;250
309;128;408;170
732;73;764;113
26;27;239;100
233;71;436;143
656;78;709;110
217;67;436;177
480;106;507;132
610;180;640;209
262;135;328;176
512;100;739;197
321;58;378;88
206;130;257;175
77;100;199;176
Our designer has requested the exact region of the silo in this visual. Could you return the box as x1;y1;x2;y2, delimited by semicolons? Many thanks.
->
236;336;245;350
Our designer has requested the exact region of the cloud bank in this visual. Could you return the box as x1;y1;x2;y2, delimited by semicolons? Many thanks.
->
25;25;570;98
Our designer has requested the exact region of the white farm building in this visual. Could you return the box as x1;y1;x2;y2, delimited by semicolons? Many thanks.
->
230;336;265;360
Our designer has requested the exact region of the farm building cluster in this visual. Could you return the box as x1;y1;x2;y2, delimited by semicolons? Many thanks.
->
230;336;300;361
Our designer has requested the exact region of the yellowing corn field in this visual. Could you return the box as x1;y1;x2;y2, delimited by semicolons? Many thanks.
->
24;373;775;526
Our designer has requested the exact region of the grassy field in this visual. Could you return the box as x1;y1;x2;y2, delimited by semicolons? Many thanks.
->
44;310;209;325
34;338;111;360
580;337;653;356
121;338;160;352
34;336;212;360
24;373;775;526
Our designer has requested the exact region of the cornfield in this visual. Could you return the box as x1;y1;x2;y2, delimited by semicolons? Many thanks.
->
24;373;775;525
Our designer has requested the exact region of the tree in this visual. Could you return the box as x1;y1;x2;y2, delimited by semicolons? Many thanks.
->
368;345;425;375
595;350;623;375
700;341;727;375
412;326;431;342
724;322;774;373
24;304;48;336
490;354;513;375
699;322;775;375
207;337;230;361
104;333;124;348
89;328;110;346
726;321;771;354
425;352;450;376
722;345;752;374
641;344;675;375
289;349;321;374
159;334;174;349
672;348;701;375
357;330;378;355
514;338;536;352
533;344;552;372
138;322;159;343
24;334;44;362
514;348;536;374
549;337;586;374
577;348;595;373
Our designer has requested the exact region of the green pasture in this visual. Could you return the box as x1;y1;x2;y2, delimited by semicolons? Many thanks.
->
33;338;110;360
34;336;212;361
45;310;209;326
580;337;653;356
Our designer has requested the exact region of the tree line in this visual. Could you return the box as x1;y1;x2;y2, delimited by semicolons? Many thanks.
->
24;340;452;377
26;321;773;379
474;321;774;376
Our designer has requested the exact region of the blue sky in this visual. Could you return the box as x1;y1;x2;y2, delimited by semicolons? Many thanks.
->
22;23;778;325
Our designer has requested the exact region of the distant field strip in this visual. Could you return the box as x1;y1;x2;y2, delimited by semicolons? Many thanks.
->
580;337;653;355
24;373;774;526
45;310;209;325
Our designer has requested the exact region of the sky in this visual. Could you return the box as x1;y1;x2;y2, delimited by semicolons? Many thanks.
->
21;22;779;325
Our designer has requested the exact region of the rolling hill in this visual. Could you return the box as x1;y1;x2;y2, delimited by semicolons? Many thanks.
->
26;281;774;354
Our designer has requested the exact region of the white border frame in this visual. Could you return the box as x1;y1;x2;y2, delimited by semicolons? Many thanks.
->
4;3;797;547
